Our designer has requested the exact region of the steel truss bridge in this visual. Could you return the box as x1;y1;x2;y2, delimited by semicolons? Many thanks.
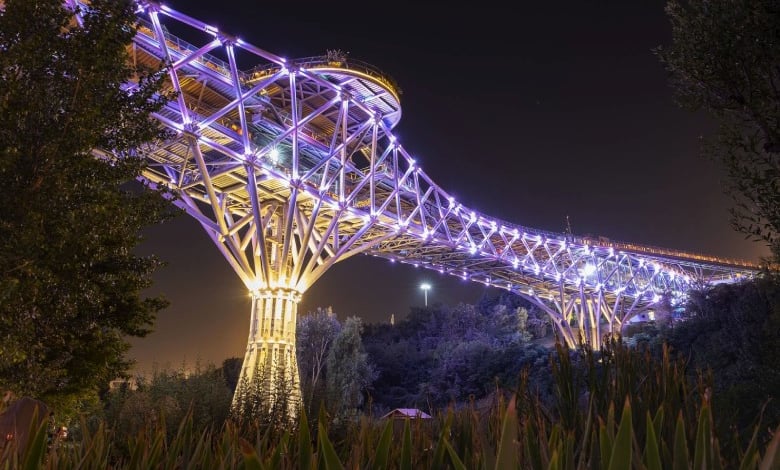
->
70;1;761;417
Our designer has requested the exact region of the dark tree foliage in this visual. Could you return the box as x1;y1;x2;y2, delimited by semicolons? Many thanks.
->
665;276;780;442
363;293;552;412
325;316;376;424
655;0;780;258
103;362;232;454
221;357;243;394
0;0;172;408
230;359;298;430
362;320;436;408
296;308;341;416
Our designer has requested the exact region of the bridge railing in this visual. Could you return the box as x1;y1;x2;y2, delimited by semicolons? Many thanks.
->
566;235;760;269
422;205;757;271
135;17;248;83
247;54;402;99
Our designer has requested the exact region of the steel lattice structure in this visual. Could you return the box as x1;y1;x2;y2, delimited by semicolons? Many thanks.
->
70;1;762;418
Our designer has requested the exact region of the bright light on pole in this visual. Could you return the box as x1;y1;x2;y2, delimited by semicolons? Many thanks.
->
420;283;431;306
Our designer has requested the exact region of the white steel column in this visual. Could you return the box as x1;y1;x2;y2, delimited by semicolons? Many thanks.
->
233;288;302;420
524;287;622;350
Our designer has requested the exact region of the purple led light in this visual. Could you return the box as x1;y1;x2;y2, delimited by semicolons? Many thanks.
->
127;0;760;360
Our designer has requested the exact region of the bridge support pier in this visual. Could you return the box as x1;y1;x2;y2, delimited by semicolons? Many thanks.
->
522;286;648;350
232;288;302;423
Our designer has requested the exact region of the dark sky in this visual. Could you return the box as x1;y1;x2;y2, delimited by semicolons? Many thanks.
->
129;0;770;374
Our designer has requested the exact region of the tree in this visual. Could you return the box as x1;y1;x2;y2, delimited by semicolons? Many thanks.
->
296;307;341;415
362;296;545;411
103;361;232;449
362;322;433;409
0;0;172;409
655;0;780;258
220;357;243;394
665;276;780;449
325;316;376;424
231;357;298;429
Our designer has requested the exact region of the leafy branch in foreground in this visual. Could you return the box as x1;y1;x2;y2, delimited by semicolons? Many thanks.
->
0;0;175;413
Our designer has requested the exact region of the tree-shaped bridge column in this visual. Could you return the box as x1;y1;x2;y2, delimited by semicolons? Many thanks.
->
522;284;651;349
233;288;302;420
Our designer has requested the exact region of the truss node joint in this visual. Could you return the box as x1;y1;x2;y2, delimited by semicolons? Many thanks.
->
182;125;199;138
139;1;159;13
218;33;238;46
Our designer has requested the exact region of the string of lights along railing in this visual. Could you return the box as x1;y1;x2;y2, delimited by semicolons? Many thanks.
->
68;0;764;420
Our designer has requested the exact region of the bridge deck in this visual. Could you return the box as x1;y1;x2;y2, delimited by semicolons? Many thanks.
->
108;2;764;310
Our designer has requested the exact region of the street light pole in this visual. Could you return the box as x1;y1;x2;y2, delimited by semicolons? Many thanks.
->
420;283;431;307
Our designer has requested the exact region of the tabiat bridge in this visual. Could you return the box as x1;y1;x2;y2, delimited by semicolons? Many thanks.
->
71;1;762;418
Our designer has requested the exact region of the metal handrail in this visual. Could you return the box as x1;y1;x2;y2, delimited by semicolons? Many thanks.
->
247;54;402;99
136;18;244;82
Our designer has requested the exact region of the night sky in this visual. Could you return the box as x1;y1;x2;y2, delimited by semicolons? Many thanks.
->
129;0;770;374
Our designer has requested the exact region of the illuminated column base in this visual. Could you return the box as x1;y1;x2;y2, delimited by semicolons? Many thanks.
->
232;288;302;422
562;298;624;350
574;298;604;349
549;314;608;350
525;293;619;351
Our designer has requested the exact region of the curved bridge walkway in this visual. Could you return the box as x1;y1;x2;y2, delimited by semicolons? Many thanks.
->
70;1;762;417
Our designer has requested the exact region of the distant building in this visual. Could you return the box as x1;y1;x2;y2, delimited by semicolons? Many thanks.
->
380;408;432;420
108;377;139;392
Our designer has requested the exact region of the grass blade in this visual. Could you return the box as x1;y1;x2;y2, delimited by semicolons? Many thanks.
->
523;419;542;470
444;438;468;470
400;418;412;470
268;431;289;469
431;410;453;470
693;398;712;470
21;410;47;470
548;449;561;470
652;406;664;442
318;420;344;470
372;416;393;470
673;412;689;470
239;437;265;470
495;395;519;470
759;423;780;470
644;411;662;470
608;397;632;470
298;406;313;470
599;421;612;470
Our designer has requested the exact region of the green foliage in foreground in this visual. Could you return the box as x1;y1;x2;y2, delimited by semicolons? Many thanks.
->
2;340;779;469
0;0;174;412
